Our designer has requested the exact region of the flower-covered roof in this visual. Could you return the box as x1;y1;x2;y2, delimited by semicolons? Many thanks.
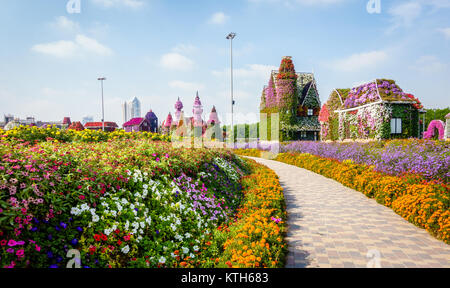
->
123;117;145;127
332;79;421;110
145;110;157;120
63;117;71;125
68;121;84;131
85;122;118;128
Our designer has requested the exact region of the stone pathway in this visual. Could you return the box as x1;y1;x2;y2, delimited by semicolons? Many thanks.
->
246;157;450;268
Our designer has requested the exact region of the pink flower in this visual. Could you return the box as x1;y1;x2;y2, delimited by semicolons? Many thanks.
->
79;195;85;200
16;249;24;257
35;244;41;252
7;240;17;247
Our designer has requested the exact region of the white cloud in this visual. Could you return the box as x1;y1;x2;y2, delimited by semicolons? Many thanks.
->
172;44;197;54
330;51;388;72
438;27;450;39
52;16;79;32
409;55;447;73
209;12;229;25
169;81;204;92
32;34;113;58
75;35;113;56
160;53;194;71
213;64;277;81
389;2;422;29
32;40;78;58
91;0;145;8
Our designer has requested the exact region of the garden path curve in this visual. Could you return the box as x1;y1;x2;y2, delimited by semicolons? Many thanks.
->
246;157;450;268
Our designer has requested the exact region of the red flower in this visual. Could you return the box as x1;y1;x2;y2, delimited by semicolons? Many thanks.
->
117;240;122;245
89;246;96;255
101;234;107;241
123;235;131;241
94;234;101;241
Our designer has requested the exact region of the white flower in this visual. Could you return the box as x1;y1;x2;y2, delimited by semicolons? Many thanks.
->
193;245;199;252
185;233;191;239
159;256;166;264
92;215;100;222
189;253;195;259
121;245;130;254
182;247;189;254
70;207;81;216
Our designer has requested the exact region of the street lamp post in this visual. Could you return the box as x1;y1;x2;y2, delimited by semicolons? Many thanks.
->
98;77;106;132
226;32;236;145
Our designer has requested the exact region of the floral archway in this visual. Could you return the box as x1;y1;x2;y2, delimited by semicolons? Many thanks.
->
424;120;445;140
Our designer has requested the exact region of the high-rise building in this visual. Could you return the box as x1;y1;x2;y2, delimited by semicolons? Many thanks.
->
130;97;141;119
122;97;142;124
122;102;129;124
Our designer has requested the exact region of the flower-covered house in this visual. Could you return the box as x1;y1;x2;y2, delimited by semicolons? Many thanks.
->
260;56;321;141
320;79;425;141
123;110;158;133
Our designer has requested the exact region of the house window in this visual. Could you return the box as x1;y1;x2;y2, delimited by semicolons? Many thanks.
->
308;109;314;116
391;118;402;134
301;131;307;138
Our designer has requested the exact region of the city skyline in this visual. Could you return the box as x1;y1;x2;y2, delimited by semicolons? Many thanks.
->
1;0;449;126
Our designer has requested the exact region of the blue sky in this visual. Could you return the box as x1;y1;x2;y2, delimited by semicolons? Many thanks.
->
1;0;449;126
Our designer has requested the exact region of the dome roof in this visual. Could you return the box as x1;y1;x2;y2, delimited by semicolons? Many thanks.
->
175;97;183;111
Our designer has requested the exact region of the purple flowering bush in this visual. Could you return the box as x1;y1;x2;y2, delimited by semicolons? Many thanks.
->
281;139;450;182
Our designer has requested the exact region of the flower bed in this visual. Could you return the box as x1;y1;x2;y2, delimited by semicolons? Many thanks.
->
0;138;248;268
274;152;450;244
0;136;288;268
233;149;262;158
281;140;450;182
0;126;170;144
213;159;287;268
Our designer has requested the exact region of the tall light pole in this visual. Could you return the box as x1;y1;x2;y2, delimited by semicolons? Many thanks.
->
226;32;236;145
97;77;106;131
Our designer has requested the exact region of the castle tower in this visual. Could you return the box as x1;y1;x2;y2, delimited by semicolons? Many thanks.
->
174;97;184;125
192;91;203;127
207;106;220;126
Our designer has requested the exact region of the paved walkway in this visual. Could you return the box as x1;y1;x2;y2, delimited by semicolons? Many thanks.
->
246;157;450;268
